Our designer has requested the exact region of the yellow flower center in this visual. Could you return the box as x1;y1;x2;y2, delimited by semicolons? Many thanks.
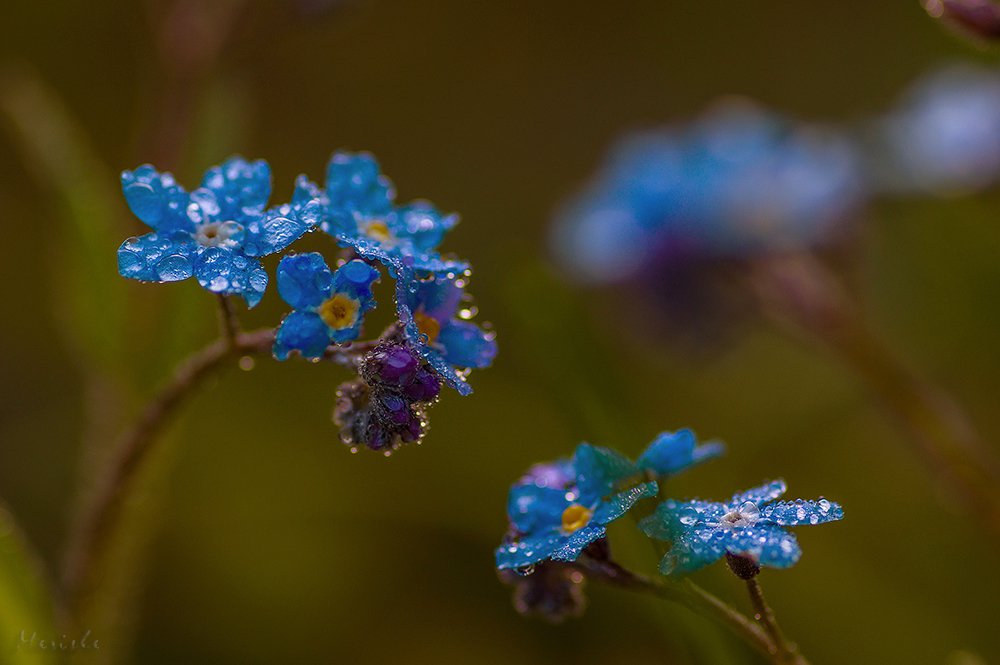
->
414;310;441;344
318;293;360;330
561;504;593;533
363;220;394;244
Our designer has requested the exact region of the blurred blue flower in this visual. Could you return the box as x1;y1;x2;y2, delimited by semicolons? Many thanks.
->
117;156;319;307
395;268;497;396
298;151;466;274
273;254;380;360
636;428;725;476
878;64;1000;193
552;103;865;283
639;480;844;576
495;444;657;571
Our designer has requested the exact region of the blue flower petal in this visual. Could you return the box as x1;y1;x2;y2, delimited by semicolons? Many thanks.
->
592;481;657;526
550;525;607;562
331;259;380;302
193;246;268;307
199;156;271;219
438;320;497;369
636;429;725;476
731;480;787;507
760;499;844;526
508;485;568;535
242;203;317;257
324;151;395;227
573;444;640;503
390;202;459;253
276;253;333;310
121;165;194;232
726;524;802;569
117;231;198;283
273;310;333;360
660;526;729;576
640;499;727;541
495;533;563;570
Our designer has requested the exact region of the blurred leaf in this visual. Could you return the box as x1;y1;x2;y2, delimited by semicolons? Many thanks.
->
0;64;128;377
0;503;56;665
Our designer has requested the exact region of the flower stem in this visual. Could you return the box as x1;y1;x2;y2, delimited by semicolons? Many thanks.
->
744;576;809;665
751;253;1000;542
60;328;275;606
216;294;241;349
579;558;779;661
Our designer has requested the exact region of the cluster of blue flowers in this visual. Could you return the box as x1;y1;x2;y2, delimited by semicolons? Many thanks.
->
117;152;497;452
553;63;1000;288
495;429;842;622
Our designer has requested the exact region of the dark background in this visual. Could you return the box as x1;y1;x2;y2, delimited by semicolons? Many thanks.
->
2;2;999;663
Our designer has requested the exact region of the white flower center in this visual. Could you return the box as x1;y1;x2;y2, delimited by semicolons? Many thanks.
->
716;501;760;530
196;220;244;248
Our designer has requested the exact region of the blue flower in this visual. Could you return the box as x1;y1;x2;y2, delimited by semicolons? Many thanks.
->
495;445;657;571
878;64;1000;194
273;254;380;360
636;428;725;476
117;156;319;307
299;151;466;274
395;268;497;396
639;480;844;576
551;103;865;283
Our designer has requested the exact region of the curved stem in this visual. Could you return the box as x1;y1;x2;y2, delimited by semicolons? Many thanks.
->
579;558;778;661
744;577;809;665
60;328;275;605
751;253;1000;542
216;294;241;348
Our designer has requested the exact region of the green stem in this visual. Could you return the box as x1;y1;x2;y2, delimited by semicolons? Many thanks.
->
580;558;778;661
751;253;1000;542
744;576;809;665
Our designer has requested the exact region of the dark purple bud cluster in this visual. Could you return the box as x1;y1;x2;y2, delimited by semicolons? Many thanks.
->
333;342;441;453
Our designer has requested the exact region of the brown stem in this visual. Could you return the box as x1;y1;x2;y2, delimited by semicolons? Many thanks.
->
60;328;275;605
579;558;778;661
216;294;241;348
744;576;809;665
750;253;1000;542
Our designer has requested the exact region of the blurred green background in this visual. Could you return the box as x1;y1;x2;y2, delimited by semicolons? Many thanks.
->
2;1;1000;663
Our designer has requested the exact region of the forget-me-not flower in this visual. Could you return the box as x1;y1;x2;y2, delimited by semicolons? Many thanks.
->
395;269;497;396
295;151;466;274
117;156;319;307
639;479;844;576
272;253;380;360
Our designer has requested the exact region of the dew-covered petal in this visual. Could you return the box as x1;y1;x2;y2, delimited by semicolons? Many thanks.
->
659;527;729;576
199;156;271;219
273;310;333;361
636;429;725;476
117;231;197;283
726;524;802;569
495;532;564;570
276;253;333;310
573;443;639;503
331;259;380;303
507;485;569;535
292;174;324;207
242;202;317;257
121;165;194;232
640;499;727;541
550;525;606;562
591;481;657;526
731;480;787;507
760;498;844;526
193;246;268;307
438;320;498;369
391;201;459;252
518;459;576;489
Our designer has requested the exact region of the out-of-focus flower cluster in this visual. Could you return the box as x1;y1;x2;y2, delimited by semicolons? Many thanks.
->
553;63;1000;292
495;429;842;622
117;152;497;454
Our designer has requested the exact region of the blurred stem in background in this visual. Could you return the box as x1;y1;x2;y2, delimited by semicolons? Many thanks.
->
751;252;1000;542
